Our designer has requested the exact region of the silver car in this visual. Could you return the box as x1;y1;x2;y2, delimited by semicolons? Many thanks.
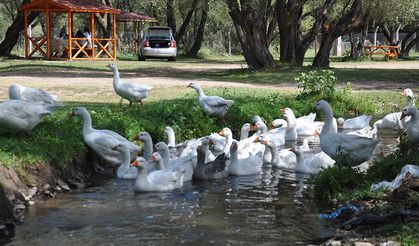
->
138;26;177;61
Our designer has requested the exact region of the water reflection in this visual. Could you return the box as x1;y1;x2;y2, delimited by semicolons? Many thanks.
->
9;128;399;245
10;166;334;245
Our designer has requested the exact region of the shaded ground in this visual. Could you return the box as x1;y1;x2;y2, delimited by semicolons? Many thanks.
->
0;61;418;101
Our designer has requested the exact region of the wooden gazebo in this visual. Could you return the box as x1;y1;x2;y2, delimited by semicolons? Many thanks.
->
22;0;121;60
116;11;158;54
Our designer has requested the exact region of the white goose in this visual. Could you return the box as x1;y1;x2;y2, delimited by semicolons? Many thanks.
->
0;100;51;133
229;140;263;176
337;115;372;129
373;88;414;132
131;157;184;192
316;100;380;166
289;146;335;174
163;126;202;159
8;84;62;109
187;82;234;118
155;141;197;182
133;131;154;160
111;143;138;179
218;127;234;155
107;62;152;107
256;135;290;168
70;107;141;165
401;106;419;144
281;107;298;141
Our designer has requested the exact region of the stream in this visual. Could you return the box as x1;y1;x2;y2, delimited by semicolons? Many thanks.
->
8;129;399;245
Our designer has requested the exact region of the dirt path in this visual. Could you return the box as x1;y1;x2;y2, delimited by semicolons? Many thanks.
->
1;61;418;100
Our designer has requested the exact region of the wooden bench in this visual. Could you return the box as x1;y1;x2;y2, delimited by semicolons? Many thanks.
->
364;45;400;61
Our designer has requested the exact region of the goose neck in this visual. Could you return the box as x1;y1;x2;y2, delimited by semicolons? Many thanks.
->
143;137;153;159
321;107;335;134
240;127;249;140
112;68;120;86
156;159;165;170
166;131;176;147
158;147;170;166
81;112;93;135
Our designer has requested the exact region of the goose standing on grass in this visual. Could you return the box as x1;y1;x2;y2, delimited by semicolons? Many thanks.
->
316;100;380;166
289;146;335;174
131;157;184;192
8;84;62;110
337;115;372;129
187;82;234;118
0;99;52;133
112;143;138;179
70;107;141;165
107;62;152;107
401;106;419;144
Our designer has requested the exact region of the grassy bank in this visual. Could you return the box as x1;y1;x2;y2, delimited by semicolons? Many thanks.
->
0;86;403;169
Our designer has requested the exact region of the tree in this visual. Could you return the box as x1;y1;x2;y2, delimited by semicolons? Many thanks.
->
0;0;39;56
226;0;276;69
276;0;335;65
167;0;200;43
95;0;114;38
187;0;209;56
312;0;365;67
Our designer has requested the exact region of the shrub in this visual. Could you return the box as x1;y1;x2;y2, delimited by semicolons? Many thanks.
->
295;70;337;99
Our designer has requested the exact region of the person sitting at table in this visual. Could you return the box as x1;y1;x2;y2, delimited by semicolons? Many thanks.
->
83;27;92;49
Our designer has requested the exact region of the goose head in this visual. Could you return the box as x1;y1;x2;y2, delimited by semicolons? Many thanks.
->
130;157;146;169
241;123;251;131
337;117;345;125
401;88;414;98
201;136;211;146
155;141;168;151
106;61;117;70
70;107;89;117
111;143;127;152
254;134;271;145
272;119;287;128
281;107;296;123
219;127;232;138
230;140;239;151
164;126;174;135
401;106;417;119
187;82;201;91
150;152;162;162
133;131;151;142
251;115;263;124
289;146;302;155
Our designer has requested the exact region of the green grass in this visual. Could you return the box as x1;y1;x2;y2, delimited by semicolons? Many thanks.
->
0;87;400;168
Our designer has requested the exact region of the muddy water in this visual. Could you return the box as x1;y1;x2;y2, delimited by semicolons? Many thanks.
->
8;128;399;245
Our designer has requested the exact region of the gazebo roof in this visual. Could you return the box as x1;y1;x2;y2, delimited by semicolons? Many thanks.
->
22;0;121;13
117;11;157;23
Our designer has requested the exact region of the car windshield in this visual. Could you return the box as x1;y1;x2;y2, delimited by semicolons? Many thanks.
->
147;29;171;39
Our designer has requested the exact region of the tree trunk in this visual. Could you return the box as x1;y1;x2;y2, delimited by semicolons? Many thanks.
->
174;0;199;42
382;24;397;45
400;26;419;58
187;0;209;57
0;0;39;56
95;0;114;38
166;0;176;36
226;0;275;69
349;21;368;59
312;0;364;67
276;0;335;65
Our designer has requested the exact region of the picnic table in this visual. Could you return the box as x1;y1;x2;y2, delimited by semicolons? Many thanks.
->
363;45;400;61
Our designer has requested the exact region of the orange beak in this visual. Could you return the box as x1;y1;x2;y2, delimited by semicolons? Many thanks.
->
400;113;406;120
106;63;112;68
132;135;140;141
219;129;225;136
151;155;157;161
187;83;193;88
130;160;139;167
313;129;320;136
263;140;269;145
69;111;75;117
280;108;286;113
253;136;260;142
401;90;407;96
289;146;296;152
250;124;257;131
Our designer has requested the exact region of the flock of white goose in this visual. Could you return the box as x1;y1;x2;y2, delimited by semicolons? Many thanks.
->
0;62;418;193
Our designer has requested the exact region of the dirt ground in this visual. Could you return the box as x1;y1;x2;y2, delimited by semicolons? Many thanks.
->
0;61;418;101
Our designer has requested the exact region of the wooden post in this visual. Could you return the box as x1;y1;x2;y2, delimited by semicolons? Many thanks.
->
69;12;73;59
68;11;72;60
91;12;95;59
113;13;117;60
24;10;28;59
46;4;51;59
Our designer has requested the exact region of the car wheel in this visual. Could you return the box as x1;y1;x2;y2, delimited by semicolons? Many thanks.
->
168;57;176;62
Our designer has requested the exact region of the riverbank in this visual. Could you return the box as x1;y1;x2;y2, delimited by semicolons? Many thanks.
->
0;60;418;244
